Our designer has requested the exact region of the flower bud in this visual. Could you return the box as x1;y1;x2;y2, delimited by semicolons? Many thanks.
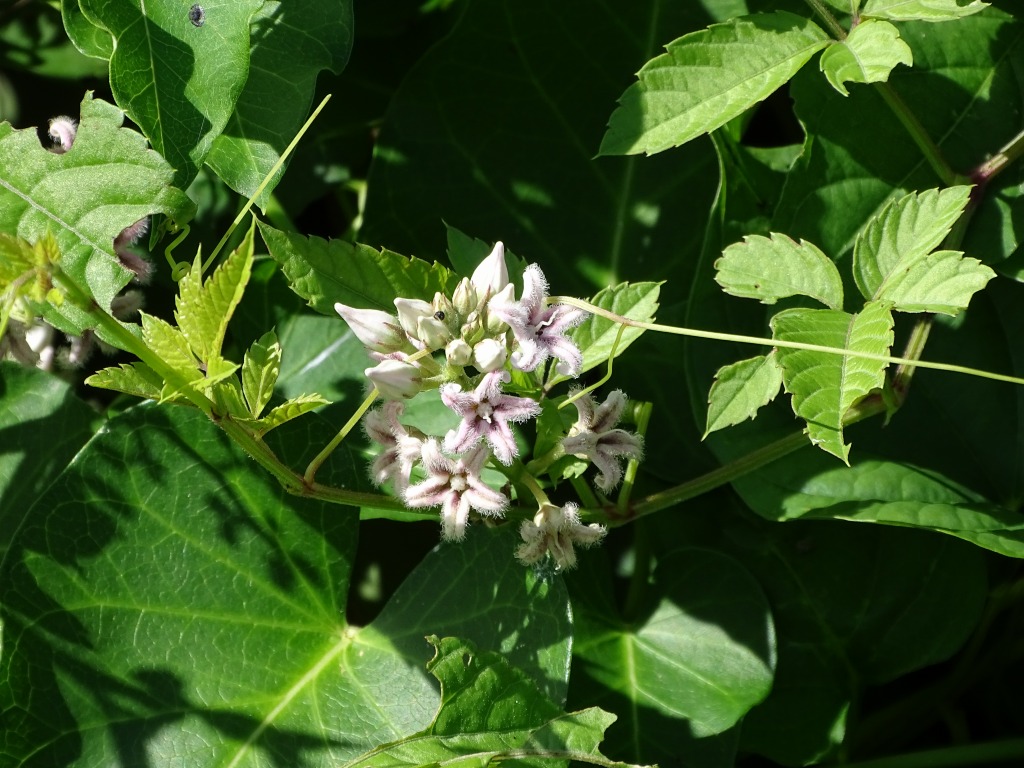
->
446;338;473;366
471;241;510;299
416;315;451;349
366;359;421;399
452;277;478;317
473;338;507;372
394;298;434;338
335;303;406;353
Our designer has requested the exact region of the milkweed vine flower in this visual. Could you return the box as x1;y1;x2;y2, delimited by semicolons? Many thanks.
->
516;502;606;570
440;370;541;464
363;401;424;493
490;263;587;376
561;389;644;493
404;440;507;540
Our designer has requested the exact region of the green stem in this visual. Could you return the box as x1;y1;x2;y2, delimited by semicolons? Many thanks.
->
972;127;1024;185
876;83;962;187
608;430;809;523
803;0;847;39
617;399;652;516
304;387;379;484
555;297;1024;388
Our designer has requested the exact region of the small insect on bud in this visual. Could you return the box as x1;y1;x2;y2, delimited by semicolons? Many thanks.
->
188;4;205;27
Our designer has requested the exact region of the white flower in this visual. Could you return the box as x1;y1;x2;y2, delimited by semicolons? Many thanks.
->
472;337;507;372
335;303;406;353
404;440;507;540
471;241;510;300
516;502;605;570
489;264;587;376
366;359;421;400
440;370;541;464
561;389;644;493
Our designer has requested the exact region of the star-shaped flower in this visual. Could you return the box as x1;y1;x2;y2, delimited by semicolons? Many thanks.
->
363;401;424;494
516;502;606;570
561;389;644;493
441;370;541;464
489;264;587;376
404;439;507;540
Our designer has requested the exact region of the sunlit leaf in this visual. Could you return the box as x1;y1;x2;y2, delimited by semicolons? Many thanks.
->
861;0;989;21
715;233;843;309
771;300;894;462
600;12;830;156
242;329;282;419
705;353;784;436
819;19;912;96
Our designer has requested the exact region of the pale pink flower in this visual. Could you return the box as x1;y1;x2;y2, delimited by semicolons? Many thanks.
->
404;440;507;540
363;401;424;494
441;370;540;464
561;389;644;493
489;264;587;376
516;502;605;570
47;116;77;154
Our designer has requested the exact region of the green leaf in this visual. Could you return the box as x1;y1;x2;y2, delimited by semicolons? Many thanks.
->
206;0;354;203
61;0;112;61
600;12;830;156
0;405;572;764
139;312;203;398
705;353;784;436
85;361;164;400
360;2;719;295
0;94;194;331
771;300;895;462
0;362;97;556
242;329;282;418
573;548;775;753
547;282;660;387
819;19;913;97
852;186;995;315
79;0;264;188
258;220;458;314
257;393;330;435
715;233;844;308
174;221;256;366
861;0;989;21
342;636;633;768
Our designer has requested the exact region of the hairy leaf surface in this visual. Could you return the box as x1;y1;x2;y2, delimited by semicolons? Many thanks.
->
716;233;844;308
705;353;784;436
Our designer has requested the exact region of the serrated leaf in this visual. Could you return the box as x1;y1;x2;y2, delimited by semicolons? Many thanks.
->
139;313;202;399
861;0;989;21
0;94;194;334
716;233;844;309
85;362;164;400
600;12;830;156
242;329;282;419
174;221;256;365
771;300;895;462
206;0;354;204
259;220;459;314
343;636;637;768
853;187;994;313
705;353;784;437
820;20;913;97
548;282;660;387
258;394;330;435
79;0;263;188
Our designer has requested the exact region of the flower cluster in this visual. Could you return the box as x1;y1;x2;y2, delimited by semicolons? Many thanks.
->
337;243;644;568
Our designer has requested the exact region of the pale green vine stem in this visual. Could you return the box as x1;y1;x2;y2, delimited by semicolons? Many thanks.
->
876;84;962;187
554;296;1024;388
200;94;333;276
303;386;380;484
803;0;847;39
972;127;1024;185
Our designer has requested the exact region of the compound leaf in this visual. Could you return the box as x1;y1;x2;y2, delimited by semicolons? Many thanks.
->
242;329;282;419
705;353;784;437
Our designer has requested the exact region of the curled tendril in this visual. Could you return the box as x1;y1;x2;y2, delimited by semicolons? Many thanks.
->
164;224;193;281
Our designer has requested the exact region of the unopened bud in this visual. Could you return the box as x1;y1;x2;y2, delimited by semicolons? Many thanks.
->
366;359;421;400
471;241;510;299
394;298;434;338
416;315;451;349
335;303;405;353
473;338;507;372
452;277;478;316
446;338;473;366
